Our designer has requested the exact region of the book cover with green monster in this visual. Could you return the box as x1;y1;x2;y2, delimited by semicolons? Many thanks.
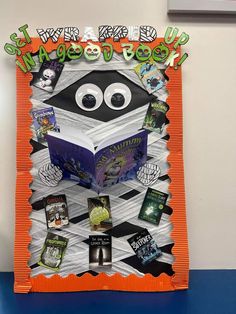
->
38;233;68;271
143;100;169;134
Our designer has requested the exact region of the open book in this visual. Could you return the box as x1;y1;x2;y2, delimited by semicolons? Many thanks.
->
46;127;148;193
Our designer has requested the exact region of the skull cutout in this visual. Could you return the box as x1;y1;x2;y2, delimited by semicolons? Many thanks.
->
84;43;101;61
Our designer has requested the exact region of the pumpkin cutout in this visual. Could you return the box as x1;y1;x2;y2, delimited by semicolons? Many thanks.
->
136;44;152;61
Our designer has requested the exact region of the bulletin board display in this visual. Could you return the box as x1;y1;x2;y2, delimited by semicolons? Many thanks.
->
14;36;188;293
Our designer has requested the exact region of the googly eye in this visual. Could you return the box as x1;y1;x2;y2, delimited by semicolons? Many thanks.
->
104;83;132;110
75;84;103;111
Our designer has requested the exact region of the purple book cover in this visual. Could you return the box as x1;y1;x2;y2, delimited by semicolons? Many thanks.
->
46;135;96;190
32;107;59;142
95;130;148;190
47;130;148;192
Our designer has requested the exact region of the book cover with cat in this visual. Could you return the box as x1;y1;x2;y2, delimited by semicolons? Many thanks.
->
46;127;148;192
134;59;166;94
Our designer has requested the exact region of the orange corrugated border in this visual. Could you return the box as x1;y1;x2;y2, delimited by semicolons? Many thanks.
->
14;38;188;293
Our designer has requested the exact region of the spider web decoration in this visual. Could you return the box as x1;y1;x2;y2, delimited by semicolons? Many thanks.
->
38;163;63;187
137;162;161;186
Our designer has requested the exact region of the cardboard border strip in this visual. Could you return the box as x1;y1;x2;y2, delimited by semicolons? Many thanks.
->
14;38;189;293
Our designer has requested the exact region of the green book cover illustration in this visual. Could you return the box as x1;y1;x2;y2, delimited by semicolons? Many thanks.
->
143;100;169;134
87;195;112;231
138;188;168;225
38;232;68;271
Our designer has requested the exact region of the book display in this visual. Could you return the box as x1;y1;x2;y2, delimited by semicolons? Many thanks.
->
11;25;189;293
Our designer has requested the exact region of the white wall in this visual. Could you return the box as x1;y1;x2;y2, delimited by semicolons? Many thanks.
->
0;0;236;271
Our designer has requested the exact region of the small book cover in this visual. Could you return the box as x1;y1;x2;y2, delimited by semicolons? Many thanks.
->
38;232;68;271
138;188;168;225
127;229;162;265
89;235;112;269
44;194;69;229
32;107;59;142
32;60;64;93
88;195;112;231
143;100;169;134
134;59;166;94
46;127;148;192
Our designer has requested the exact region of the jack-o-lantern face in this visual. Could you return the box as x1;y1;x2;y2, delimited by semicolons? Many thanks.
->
136;44;152;61
68;44;84;60
41;117;50;126
84;43;101;61
152;43;169;62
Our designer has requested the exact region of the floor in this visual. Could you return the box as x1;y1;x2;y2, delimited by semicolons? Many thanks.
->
0;270;235;314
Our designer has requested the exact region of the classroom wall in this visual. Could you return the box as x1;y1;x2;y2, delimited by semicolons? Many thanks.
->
0;0;235;271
